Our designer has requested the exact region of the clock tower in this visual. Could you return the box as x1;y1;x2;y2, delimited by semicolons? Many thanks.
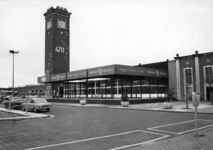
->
44;6;71;75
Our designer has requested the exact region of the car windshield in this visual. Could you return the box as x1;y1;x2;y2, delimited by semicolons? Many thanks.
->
33;99;47;103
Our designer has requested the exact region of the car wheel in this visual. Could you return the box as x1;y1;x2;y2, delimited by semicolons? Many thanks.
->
33;108;37;113
46;108;50;112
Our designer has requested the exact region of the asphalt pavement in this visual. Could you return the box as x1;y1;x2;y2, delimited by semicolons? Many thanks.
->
61;101;213;150
0;100;213;150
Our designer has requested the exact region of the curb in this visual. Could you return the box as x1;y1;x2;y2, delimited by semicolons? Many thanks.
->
0;108;53;121
0;115;51;121
52;103;213;114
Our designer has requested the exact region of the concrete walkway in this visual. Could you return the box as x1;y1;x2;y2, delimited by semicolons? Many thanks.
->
52;101;213;114
0;107;53;121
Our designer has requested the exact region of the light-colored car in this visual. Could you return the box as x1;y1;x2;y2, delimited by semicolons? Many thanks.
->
22;98;51;112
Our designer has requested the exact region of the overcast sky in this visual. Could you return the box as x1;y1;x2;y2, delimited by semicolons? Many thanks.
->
0;0;213;88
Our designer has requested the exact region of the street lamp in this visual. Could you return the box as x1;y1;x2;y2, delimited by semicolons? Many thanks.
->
9;50;19;111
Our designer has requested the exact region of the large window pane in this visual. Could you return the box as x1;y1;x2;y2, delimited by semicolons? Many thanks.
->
205;67;213;83
185;69;192;84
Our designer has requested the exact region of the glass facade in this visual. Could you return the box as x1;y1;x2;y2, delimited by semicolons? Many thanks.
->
62;77;168;99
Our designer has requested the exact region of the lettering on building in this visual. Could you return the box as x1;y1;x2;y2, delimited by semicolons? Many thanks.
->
41;77;46;82
55;46;65;53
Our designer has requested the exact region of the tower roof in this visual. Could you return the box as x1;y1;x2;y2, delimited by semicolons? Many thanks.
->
44;6;71;18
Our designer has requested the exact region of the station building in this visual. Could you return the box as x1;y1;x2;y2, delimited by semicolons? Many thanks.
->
38;63;168;99
37;6;169;103
13;6;213;104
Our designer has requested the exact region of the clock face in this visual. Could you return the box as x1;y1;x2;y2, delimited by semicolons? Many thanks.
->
58;20;66;29
47;21;52;30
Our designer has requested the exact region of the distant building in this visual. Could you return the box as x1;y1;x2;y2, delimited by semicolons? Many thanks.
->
14;84;46;97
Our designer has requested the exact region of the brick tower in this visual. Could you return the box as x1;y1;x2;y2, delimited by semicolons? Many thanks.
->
44;6;71;76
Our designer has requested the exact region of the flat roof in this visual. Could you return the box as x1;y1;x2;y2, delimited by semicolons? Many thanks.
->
38;64;168;83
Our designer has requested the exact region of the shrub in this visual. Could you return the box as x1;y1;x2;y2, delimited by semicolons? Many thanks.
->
121;92;129;102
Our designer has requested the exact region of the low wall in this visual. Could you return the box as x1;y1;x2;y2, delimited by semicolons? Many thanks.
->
47;98;166;105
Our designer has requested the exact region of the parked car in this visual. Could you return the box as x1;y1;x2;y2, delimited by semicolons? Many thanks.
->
4;97;27;109
21;98;51;112
4;95;12;100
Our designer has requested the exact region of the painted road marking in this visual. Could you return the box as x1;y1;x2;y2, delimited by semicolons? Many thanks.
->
25;130;169;150
148;119;213;135
109;130;169;150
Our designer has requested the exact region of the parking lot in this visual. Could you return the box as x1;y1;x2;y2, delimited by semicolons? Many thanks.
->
0;103;213;150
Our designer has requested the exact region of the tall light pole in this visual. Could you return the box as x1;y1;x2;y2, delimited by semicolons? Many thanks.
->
9;50;19;111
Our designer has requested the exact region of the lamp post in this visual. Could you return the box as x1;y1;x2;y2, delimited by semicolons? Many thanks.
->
9;50;19;111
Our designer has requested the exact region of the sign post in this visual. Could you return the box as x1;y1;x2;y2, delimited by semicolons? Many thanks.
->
194;104;198;136
25;98;30;114
192;92;200;136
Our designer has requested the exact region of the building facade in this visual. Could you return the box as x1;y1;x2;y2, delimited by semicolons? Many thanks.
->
13;84;46;97
38;64;168;99
169;51;213;101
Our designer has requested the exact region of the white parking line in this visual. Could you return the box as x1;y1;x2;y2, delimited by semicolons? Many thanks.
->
109;131;169;150
148;119;213;135
25;130;169;150
148;119;195;129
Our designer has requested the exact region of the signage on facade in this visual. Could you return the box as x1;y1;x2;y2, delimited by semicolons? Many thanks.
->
41;77;46;82
88;65;115;77
37;76;46;83
55;46;65;53
37;76;50;83
116;65;167;77
67;70;87;80
51;73;66;81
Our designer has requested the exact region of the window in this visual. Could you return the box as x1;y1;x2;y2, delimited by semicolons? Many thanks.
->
205;66;213;84
184;68;193;100
184;68;192;84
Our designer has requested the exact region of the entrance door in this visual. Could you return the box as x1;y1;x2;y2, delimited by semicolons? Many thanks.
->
132;87;137;98
59;87;63;98
206;87;213;101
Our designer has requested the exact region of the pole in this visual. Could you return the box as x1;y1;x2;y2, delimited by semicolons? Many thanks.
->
195;106;198;136
9;50;19;111
186;85;189;109
25;98;29;114
186;87;188;108
9;53;14;111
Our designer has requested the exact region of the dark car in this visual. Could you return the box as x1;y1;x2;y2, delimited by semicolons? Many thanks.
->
4;97;27;109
